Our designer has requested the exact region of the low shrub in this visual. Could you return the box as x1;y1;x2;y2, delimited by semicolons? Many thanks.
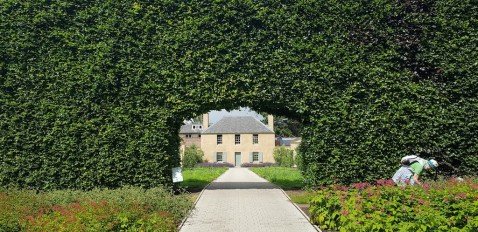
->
241;162;276;168
310;178;478;232
21;199;177;231
0;186;193;232
197;162;234;168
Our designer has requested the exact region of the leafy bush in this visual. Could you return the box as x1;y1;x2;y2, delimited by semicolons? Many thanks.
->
310;178;478;232
196;162;234;168
22;200;177;231
182;145;205;169
273;147;294;167
241;162;275;168
295;152;304;171
0;186;193;231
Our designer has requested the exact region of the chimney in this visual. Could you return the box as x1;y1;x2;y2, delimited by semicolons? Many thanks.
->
202;113;209;130
267;114;274;131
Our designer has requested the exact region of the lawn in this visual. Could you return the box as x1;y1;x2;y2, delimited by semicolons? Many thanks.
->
249;167;305;190
180;167;229;191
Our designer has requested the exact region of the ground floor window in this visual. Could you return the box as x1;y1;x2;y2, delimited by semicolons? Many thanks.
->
253;152;259;162
216;152;223;162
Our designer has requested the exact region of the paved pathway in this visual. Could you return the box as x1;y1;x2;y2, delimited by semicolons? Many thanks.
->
179;168;318;232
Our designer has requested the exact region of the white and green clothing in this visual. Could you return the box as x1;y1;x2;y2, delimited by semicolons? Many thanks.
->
392;158;427;185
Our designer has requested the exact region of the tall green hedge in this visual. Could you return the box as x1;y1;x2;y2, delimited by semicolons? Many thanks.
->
1;0;476;189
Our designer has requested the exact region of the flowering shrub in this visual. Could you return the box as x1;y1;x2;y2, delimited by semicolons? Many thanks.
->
241;162;276;167
0;186;193;232
197;162;234;168
310;178;478;232
22;199;177;231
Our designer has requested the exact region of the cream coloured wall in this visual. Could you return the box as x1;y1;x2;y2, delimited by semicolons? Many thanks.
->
201;133;275;165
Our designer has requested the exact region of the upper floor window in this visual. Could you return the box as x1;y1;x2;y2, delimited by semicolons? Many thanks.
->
253;134;258;144
235;134;241;144
217;134;223;145
185;134;192;138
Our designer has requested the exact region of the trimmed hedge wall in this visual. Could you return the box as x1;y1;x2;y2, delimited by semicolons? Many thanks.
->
1;0;476;189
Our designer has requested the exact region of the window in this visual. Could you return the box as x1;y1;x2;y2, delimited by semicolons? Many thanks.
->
217;135;222;145
185;134;192;138
216;152;223;162
253;134;258;144
253;152;259;162
235;134;241;144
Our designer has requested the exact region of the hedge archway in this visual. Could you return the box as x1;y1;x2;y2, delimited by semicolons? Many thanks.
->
1;0;477;190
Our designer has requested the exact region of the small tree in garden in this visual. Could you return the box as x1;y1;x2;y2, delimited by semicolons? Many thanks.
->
295;151;303;171
273;147;294;167
182;145;204;169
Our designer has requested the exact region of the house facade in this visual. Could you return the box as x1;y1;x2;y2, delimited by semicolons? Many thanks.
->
201;114;275;167
179;121;203;158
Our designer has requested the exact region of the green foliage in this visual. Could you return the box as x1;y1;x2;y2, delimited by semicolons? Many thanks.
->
1;0;476;189
250;167;304;190
22;200;177;232
180;167;228;190
0;186;193;232
294;152;304;171
262;115;303;137
273;147;294;167
182;145;204;169
310;178;478;232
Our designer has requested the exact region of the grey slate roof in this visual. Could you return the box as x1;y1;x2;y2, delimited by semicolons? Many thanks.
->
202;116;274;134
179;124;203;134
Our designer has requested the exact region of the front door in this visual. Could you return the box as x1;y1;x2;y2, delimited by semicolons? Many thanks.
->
235;152;241;167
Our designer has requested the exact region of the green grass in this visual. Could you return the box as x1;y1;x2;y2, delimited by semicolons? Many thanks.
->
180;167;229;190
287;191;315;204
249;167;305;190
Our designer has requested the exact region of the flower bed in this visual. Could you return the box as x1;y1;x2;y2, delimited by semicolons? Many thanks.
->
310;178;478;232
196;162;235;168
241;162;275;168
0;186;193;232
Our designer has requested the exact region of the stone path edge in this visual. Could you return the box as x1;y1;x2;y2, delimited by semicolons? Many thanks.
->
277;187;322;232
177;182;211;231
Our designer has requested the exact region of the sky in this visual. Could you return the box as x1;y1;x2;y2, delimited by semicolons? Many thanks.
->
209;107;264;123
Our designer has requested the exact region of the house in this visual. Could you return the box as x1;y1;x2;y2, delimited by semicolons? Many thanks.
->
179;121;203;158
201;114;275;167
276;137;302;157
